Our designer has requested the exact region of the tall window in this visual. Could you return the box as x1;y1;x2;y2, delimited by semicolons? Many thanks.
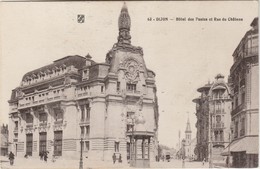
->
86;105;90;121
117;82;120;91
26;134;33;156
115;142;119;152
54;108;63;121
39;132;47;155
86;126;90;138
85;141;89;151
80;126;85;138
241;118;245;136
241;93;246;104
15;121;18;130
54;131;62;156
80;105;85;121
126;83;136;91
39;113;47;123
26;113;33;124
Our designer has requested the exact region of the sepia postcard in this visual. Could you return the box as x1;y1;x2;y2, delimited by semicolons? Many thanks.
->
0;1;259;169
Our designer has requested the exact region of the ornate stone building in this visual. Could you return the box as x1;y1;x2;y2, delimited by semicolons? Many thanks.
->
1;124;9;156
208;74;232;162
193;83;211;161
193;74;232;162
222;17;258;168
8;3;159;162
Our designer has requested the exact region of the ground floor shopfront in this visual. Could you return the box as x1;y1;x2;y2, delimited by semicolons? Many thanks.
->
221;136;258;168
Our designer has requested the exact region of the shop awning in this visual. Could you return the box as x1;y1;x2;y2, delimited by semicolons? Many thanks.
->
221;136;259;156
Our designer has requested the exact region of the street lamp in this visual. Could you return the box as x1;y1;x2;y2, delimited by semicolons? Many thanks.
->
79;138;83;169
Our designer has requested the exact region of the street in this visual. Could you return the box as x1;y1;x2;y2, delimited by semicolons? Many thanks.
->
1;156;209;169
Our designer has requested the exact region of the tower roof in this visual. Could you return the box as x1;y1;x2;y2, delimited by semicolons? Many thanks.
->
185;118;191;133
118;2;131;30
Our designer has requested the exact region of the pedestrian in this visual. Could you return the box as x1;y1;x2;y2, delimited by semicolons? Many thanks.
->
40;151;43;160
8;151;15;166
119;154;122;163
44;151;48;162
112;153;116;164
202;158;205;166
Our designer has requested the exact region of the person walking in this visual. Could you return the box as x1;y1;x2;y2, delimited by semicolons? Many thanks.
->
8;151;15;166
119;154;122;163
43;151;48;162
202;158;206;166
112;153;116;164
40;151;44;160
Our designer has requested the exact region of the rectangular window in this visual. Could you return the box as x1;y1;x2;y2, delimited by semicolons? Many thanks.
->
39;132;47;155
115;142;119;152
86;104;90;121
54;131;62;156
39;113;47;123
26;113;33;124
15;121;18;130
26;134;33;156
85;141;89;151
101;86;104;93
117;82;120;91
86;126;90;138
80;126;85;138
241;93;246;104
80;105;85;121
126;83;136;91
54;108;63;121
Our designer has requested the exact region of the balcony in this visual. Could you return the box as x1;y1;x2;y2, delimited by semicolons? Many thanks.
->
77;91;91;99
125;90;141;99
211;96;230;101
212;122;224;128
79;118;90;126
18;95;67;109
53;120;66;131
231;103;245;116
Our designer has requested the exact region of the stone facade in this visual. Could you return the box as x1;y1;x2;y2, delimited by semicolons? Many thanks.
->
224;17;258;168
8;4;159;163
193;74;232;162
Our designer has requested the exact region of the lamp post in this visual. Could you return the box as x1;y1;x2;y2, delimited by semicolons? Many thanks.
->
79;138;83;169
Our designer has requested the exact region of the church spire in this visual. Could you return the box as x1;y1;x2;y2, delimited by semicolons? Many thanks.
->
185;117;191;133
117;2;131;44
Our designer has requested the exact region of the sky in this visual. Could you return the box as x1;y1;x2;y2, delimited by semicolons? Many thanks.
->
0;1;258;148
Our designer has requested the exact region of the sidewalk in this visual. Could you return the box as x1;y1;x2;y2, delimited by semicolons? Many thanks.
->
0;156;130;169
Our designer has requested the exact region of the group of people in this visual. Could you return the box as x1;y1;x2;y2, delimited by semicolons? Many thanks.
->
112;153;122;164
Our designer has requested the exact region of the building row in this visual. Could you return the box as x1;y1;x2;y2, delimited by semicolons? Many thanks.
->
193;17;258;168
8;4;159;164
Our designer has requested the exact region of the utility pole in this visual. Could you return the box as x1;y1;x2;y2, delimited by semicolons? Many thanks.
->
208;111;213;168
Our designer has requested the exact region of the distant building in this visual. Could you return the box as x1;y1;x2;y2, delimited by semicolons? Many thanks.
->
1;124;9;156
8;3;159;162
193;83;211;161
193;74;232;162
222;17;259;168
209;74;232;162
184;118;196;160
